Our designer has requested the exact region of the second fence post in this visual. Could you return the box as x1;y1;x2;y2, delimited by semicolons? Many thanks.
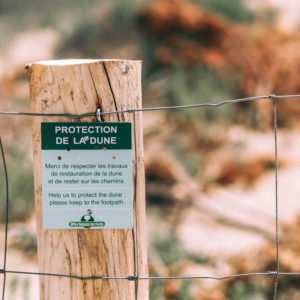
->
26;59;148;299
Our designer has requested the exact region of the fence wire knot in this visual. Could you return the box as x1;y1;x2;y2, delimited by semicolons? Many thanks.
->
269;94;277;101
128;276;138;281
268;271;278;276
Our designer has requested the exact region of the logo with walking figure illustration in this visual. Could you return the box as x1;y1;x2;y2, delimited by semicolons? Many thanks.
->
69;209;105;228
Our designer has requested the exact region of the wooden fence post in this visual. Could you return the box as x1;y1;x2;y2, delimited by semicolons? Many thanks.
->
26;59;148;300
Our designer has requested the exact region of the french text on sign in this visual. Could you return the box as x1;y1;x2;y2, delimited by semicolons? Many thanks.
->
41;122;133;229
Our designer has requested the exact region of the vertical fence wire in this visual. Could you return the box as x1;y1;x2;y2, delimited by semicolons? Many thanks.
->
272;95;279;300
133;111;140;300
0;139;8;300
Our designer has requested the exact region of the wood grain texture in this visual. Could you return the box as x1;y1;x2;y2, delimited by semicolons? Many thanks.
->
26;59;148;300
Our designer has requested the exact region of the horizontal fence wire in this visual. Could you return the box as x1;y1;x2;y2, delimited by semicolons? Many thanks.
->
2;270;300;280
1;93;300;299
0;94;299;118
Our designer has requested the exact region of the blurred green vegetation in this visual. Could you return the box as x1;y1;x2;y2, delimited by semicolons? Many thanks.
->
178;280;194;300
153;230;186;266
195;0;254;23
229;281;266;300
9;276;31;300
227;280;272;300
169;138;201;177
0;0;100;50
160;66;240;120
152;229;209;266
149;275;164;300
54;0;250;113
0;145;34;222
56;0;140;58
225;274;300;299
149;276;195;300
12;228;37;253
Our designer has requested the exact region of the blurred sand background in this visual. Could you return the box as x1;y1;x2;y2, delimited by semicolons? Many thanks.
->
1;0;300;299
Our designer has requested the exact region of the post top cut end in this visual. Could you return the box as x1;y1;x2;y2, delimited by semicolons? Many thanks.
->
26;58;141;67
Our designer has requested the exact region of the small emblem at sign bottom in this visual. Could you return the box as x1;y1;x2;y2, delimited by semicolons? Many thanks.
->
69;209;106;228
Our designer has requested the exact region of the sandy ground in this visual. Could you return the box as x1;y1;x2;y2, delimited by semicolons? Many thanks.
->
176;128;300;280
0;219;39;300
248;0;300;30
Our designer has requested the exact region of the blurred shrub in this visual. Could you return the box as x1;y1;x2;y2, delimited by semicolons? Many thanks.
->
11;227;37;253
168;138;201;177
8;277;31;300
195;0;254;23
139;0;300;125
153;230;184;266
0;0;100;49
150;274;164;300
57;0;139;58
57;20;101;57
0;145;34;223
228;281;267;300
139;0;233;71
150;277;195;300
223;216;300;299
152;229;208;266
178;280;194;300
138;0;249;124
161;65;239;120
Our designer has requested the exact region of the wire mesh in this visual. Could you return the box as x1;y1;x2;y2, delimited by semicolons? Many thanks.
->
1;93;300;299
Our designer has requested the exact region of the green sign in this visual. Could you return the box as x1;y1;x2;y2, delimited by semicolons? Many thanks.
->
41;122;133;229
41;122;131;150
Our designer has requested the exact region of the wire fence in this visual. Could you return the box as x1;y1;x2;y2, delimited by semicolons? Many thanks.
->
1;93;300;299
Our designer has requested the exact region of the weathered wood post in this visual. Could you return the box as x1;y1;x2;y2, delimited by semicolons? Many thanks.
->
26;59;148;299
